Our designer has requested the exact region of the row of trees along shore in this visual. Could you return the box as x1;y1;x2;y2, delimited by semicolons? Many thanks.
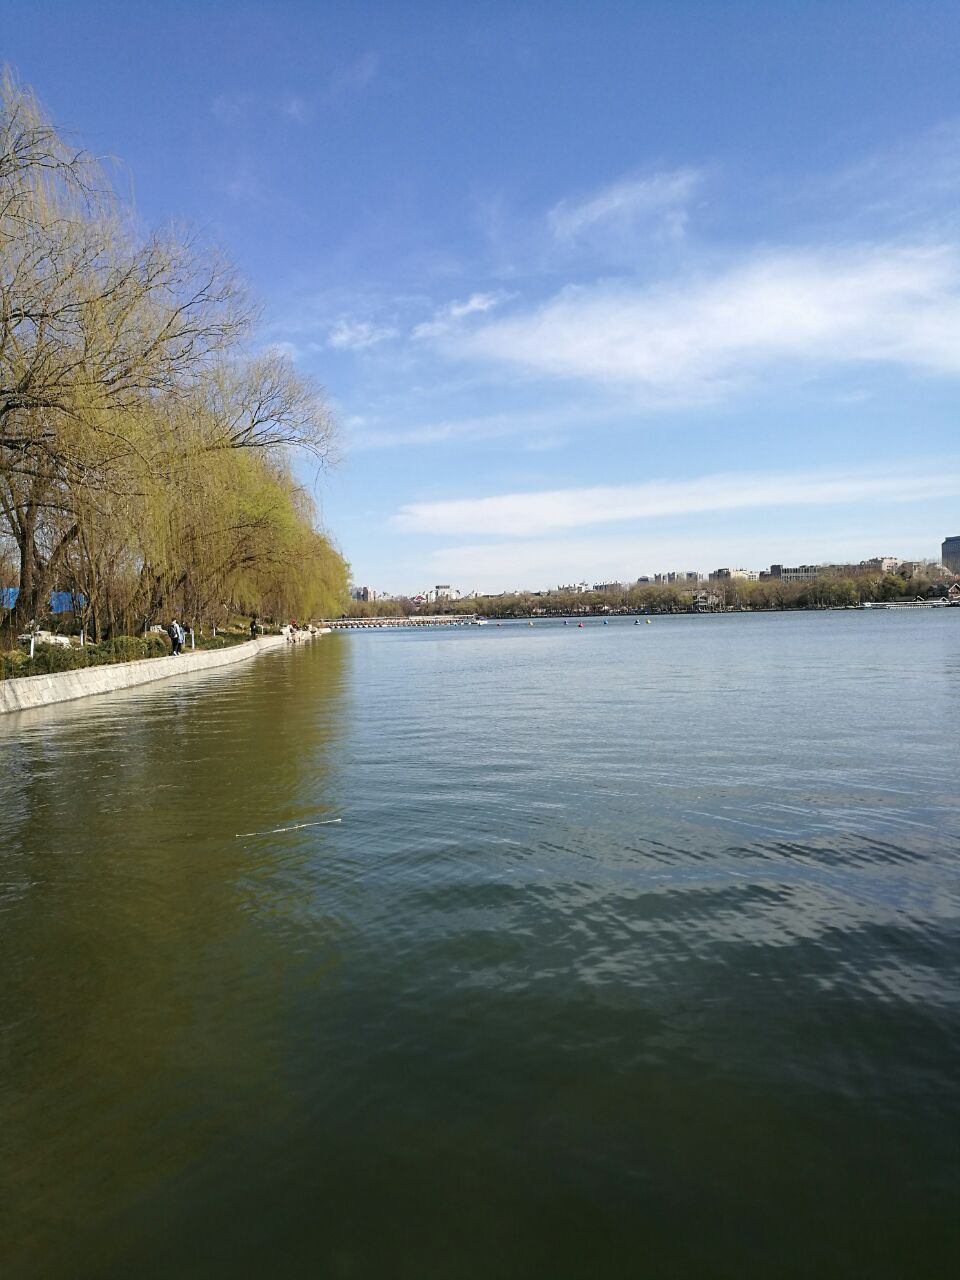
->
343;568;957;619
0;71;348;643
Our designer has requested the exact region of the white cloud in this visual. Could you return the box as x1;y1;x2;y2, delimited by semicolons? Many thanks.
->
262;340;301;362
348;405;597;451
393;464;960;538
282;94;310;123
548;169;701;243
413;292;507;340
211;93;250;123
327;51;380;102
327;318;397;350
224;163;267;204
454;244;960;399
819;119;960;233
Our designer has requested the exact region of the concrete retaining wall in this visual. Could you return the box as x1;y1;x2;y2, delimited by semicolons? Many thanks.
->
0;634;296;715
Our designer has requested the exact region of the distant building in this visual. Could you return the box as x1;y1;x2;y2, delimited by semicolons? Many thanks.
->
763;564;820;583
351;586;377;602
943;536;960;574
859;557;903;574
709;568;759;582
434;584;452;600
593;582;623;592
690;589;721;612
654;570;701;584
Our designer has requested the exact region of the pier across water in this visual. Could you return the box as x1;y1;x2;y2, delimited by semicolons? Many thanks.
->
325;614;478;629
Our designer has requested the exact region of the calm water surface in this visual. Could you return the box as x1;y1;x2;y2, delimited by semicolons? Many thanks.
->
1;612;959;1278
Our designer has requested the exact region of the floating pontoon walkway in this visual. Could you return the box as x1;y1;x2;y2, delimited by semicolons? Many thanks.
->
325;615;479;629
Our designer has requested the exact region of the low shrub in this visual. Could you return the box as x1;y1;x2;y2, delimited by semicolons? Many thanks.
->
195;634;228;649
145;632;172;656
0;623;270;681
17;643;91;675
194;631;246;650
0;649;30;680
96;634;170;663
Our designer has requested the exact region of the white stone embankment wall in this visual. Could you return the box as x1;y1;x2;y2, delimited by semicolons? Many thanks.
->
0;633;315;715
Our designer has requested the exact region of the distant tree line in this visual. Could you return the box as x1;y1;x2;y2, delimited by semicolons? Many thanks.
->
0;70;348;641
340;568;956;619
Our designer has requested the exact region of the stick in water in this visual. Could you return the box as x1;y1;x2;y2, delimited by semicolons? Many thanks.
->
236;818;343;837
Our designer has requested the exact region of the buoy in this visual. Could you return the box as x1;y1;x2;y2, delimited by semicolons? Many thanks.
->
646;619;651;625
634;619;639;625
603;619;608;625
578;622;584;628
528;621;534;627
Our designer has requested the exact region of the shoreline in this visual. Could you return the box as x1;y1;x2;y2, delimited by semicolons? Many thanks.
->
0;631;327;716
336;601;959;625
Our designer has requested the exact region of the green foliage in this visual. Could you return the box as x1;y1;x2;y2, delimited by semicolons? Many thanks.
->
0;632;176;680
193;634;231;650
95;634;170;663
0;648;29;679
25;644;90;674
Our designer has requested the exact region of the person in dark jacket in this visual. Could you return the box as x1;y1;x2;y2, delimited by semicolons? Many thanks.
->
170;618;184;655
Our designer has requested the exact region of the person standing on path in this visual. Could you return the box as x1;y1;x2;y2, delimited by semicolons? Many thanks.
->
170;618;184;655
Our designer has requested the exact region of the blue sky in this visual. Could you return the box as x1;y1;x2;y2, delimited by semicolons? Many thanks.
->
4;1;959;593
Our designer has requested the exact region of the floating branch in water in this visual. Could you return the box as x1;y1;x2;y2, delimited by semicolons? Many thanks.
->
235;818;343;838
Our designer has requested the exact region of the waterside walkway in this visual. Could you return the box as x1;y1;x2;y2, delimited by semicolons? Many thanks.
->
0;629;328;715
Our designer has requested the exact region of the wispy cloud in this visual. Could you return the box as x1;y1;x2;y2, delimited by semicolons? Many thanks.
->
327;51;380;103
282;94;310;123
393;464;960;538
413;291;508;339
262;340;301;362
813;119;960;235
453;244;960;399
327;317;397;350
348;405;597;451
224;161;267;204
548;168;701;243
211;93;251;123
211;91;312;126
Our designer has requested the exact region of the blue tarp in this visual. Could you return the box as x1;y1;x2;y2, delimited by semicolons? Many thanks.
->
50;591;85;613
0;587;87;613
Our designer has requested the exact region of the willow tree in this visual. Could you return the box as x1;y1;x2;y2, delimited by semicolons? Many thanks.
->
0;72;248;629
1;71;345;638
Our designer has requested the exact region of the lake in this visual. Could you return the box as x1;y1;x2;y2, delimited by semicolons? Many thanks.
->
1;611;958;1278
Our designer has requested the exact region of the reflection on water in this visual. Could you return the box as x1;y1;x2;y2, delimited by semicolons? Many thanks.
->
1;613;959;1278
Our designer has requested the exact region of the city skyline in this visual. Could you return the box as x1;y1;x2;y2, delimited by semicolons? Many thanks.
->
357;538;958;601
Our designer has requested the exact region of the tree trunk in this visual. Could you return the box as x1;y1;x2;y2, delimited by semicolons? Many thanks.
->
12;508;39;630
